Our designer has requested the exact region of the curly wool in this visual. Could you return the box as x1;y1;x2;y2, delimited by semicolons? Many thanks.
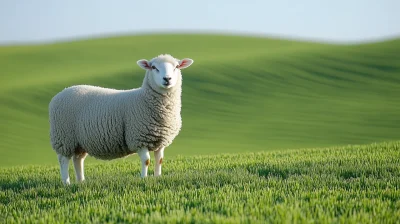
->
49;63;182;160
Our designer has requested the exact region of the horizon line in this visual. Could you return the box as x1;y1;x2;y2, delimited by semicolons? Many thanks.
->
1;30;400;47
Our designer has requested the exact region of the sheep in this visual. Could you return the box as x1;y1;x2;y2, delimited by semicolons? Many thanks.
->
49;54;194;185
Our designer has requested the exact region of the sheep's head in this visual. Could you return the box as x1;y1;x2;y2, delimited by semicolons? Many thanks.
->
137;54;193;91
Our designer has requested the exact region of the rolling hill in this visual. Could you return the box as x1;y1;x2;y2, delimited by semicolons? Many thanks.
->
0;34;399;166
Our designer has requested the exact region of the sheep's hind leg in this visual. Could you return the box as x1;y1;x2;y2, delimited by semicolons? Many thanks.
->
73;152;88;182
57;154;71;185
138;148;150;178
154;147;164;177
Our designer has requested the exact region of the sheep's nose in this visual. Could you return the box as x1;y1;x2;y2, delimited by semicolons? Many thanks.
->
163;77;171;81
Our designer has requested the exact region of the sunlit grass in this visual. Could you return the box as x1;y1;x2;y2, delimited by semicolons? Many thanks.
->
1;141;399;223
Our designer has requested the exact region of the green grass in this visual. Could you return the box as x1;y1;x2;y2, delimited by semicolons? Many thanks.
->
0;34;400;167
1;141;399;223
1;34;399;223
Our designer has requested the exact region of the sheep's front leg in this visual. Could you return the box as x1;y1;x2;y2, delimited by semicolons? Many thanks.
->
154;147;164;177
138;148;150;177
73;152;88;182
57;154;71;185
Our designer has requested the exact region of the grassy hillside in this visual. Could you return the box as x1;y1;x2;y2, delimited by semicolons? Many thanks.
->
1;141;399;223
0;34;400;166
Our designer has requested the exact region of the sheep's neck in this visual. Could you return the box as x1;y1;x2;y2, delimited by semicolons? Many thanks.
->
143;83;181;110
139;75;181;120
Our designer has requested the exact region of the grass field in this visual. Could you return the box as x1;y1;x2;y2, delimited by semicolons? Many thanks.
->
1;141;399;223
0;34;400;167
1;34;400;223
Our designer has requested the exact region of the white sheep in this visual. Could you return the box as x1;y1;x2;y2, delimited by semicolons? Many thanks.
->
49;54;194;185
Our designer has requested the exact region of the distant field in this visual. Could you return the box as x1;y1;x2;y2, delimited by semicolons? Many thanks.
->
1;141;399;223
0;34;400;166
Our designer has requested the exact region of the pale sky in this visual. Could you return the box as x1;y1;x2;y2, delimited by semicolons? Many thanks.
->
0;0;399;45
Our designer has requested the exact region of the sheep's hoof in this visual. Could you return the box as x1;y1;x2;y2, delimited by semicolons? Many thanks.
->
62;181;71;186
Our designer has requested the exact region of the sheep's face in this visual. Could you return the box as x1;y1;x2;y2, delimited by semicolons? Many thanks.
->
137;55;193;90
151;61;179;89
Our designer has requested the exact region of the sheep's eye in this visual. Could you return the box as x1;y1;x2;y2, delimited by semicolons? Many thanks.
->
151;65;157;70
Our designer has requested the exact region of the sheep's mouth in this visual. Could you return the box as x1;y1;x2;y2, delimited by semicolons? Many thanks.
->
163;82;171;87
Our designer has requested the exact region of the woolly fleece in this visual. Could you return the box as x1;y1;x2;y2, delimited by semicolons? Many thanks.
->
49;54;183;160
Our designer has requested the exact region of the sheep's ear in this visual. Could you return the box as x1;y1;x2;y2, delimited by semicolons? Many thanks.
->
137;59;151;70
177;58;193;69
